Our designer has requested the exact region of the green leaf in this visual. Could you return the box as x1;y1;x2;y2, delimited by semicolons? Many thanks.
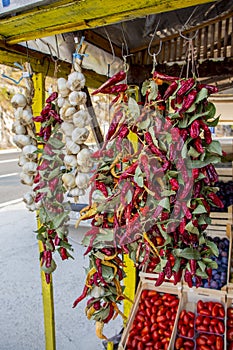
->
196;88;208;104
161;189;176;197
141;80;150;96
188;146;201;158
199;235;206;245
207;116;220;127
125;189;133;204
48;137;64;149
128;97;140;120
174;248;201;260
134;166;144;188
206;261;218;269
195;268;208;279
186;103;196;113
172;258;181;272
198;260;207;272
206;140;222;156
206;240;219;257
53;212;69;229
190;155;221;168
181;140;188;159
138;118;151;130
178;118;188;128
47;167;60;180
185;221;199;234
36;232;46;242
205;102;216;119
192;204;207;215
148;80;158;101
158;197;170;211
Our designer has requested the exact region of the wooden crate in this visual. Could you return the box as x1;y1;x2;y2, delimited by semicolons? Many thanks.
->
118;278;182;350
170;287;227;350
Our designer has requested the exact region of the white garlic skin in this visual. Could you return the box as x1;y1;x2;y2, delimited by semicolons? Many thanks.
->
11;93;27;108
67;72;85;91
20;172;34;186
22;161;37;175
64;154;78;168
22;145;38;161
71;127;89;144
62;173;76;190
13;134;31;148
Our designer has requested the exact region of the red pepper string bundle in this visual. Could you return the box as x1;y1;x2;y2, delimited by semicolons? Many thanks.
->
74;72;223;337
33;93;73;284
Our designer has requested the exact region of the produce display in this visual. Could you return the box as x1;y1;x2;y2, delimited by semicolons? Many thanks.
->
201;236;229;289
227;306;233;349
126;289;179;350
210;180;233;212
175;299;225;350
57;71;93;201
73;70;225;338
10;63;38;211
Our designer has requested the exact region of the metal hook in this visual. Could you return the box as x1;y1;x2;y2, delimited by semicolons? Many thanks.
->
104;28;116;77
179;29;198;41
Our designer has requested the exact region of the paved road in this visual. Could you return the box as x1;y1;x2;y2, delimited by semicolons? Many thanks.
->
0;150;27;205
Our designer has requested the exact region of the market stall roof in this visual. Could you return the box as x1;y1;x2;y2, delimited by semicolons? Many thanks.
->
0;0;232;91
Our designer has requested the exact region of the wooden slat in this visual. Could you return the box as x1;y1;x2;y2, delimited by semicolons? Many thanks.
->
0;0;218;45
217;20;222;57
223;17;230;57
172;38;177;62
210;23;215;58
231;17;233;57
203;26;208;59
197;28;202;59
178;36;184;61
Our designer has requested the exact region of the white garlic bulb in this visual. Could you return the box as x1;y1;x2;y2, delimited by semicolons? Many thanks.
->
73;110;90;128
62;173;76;190
71;127;89;144
22;161;37;175
75;172;90;189
69;91;87;106
22;145;38;161
11;93;27;108
13;134;31;148
66;140;81;155
61;121;74;137
20;172;34;186
12;120;26;135
67;72;86;91
77;148;93;167
64;154;78;168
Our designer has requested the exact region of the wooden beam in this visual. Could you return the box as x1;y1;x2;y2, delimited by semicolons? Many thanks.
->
0;42;106;88
0;0;217;45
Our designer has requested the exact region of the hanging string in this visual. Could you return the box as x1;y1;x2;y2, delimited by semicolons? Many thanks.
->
104;27;116;78
147;19;162;74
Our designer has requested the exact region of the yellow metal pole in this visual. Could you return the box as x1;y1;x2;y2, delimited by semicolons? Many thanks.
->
32;72;56;350
123;131;138;320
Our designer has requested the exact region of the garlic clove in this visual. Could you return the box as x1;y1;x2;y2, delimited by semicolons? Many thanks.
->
61;121;74;137
13;134;32;148
65;107;77;119
71;127;89;144
20;172;34;186
18;153;28;166
62;173;76;190
69;91;87;106
11;93;27;108
66;140;81;155
23;191;35;205
77;148;93;167
22;161;38;175
22;145;38;161
67;71;86;91
12;120;26;135
75;172;90;189
64;154;78;168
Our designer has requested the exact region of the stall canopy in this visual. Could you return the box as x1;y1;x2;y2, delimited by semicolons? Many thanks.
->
0;0;232;90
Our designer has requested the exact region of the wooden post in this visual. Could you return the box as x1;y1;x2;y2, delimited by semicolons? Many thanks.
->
32;72;56;350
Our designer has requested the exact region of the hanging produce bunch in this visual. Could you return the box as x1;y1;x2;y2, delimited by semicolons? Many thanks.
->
73;69;224;339
57;70;93;201
10;63;39;211
32;91;73;284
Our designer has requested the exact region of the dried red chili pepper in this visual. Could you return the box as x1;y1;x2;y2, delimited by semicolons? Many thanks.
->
92;70;126;95
205;164;218;183
164;260;172;279
94;181;108;197
190;120;200;139
46;91;58;103
103;303;115;323
155;271;165;286
204;128;212;145
153;71;179;82
189;259;197;275
169;178;179;191
192;168;199;180
193;137;204;153
179;89;198;112
184;269;193;288
163;81;178;100
73;285;90;308
144;131;164;157
177;78;195;97
98;84;128;94
197;83;218;94
208;192;224;208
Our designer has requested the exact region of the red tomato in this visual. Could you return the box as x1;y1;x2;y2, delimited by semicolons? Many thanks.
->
154;341;162;350
227;328;233;341
197;300;204;312
141;290;148;300
152;330;159;341
147;290;157;297
196;315;203;325
199;309;211;316
206;334;216;345
141;326;150;336
141;334;150;343
196;325;209;332
144;299;151;308
157;315;167;323
228;319;233;327
183;339;195;347
137;341;144;350
217;320;225;334
150;324;157;332
228;307;233;319
136;314;145;323
183;314;189;325
212;304;219;317
175;337;183;350
180;325;187;336
216;336;224;350
218;306;225;318
203;317;210;326
187;329;194;338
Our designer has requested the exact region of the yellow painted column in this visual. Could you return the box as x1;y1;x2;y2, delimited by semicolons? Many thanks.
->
32;72;56;350
123;131;138;320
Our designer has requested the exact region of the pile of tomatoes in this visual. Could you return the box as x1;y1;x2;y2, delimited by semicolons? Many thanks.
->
228;306;233;350
126;289;179;350
175;299;225;350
